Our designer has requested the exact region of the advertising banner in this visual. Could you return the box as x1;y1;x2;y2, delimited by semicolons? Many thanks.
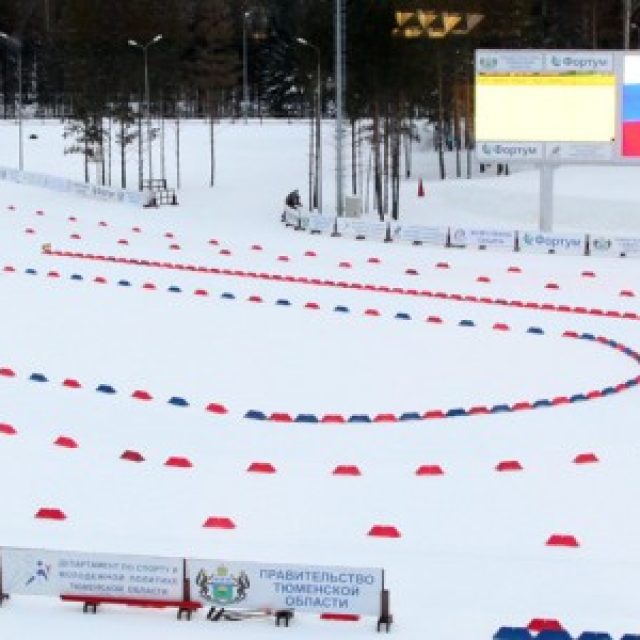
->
337;218;387;241
518;230;587;255
589;235;640;257
187;559;382;615
476;142;544;162
0;166;147;207
546;142;613;162
307;214;336;234
476;51;544;74
393;224;448;246
284;209;300;227
1;547;183;600
450;227;516;250
544;51;613;73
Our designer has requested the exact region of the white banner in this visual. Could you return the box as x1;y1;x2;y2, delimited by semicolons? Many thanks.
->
1;547;183;600
450;227;516;250
307;214;336;233
337;218;387;241
188;559;382;615
547;143;613;162
392;223;448;246
519;230;587;255
476;51;544;74
544;51;613;73
283;209;300;226
0;166;147;207
590;235;640;257
477;142;544;161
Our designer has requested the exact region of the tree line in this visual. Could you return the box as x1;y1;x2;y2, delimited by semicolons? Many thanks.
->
0;0;632;208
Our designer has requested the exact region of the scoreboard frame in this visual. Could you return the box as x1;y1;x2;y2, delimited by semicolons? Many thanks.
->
475;49;640;231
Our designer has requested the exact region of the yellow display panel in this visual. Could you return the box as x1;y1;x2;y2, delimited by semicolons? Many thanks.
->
476;74;616;142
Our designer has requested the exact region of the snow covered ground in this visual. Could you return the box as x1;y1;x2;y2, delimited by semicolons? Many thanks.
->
3;117;640;231
0;119;640;639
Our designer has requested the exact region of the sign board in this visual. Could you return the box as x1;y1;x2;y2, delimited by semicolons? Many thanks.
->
283;209;300;227
392;224;448;246
188;559;383;615
1;547;183;600
307;214;336;234
589;234;640;257
476;142;544;162
475;50;640;165
337;218;388;241
449;227;516;250
518;230;587;255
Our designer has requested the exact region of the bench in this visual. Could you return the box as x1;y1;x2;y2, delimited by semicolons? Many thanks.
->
144;189;178;207
60;594;202;620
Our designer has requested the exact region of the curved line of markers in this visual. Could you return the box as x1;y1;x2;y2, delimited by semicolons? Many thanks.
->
1;264;639;422
43;249;639;321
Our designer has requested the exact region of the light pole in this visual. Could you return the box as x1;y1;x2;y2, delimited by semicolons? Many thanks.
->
0;32;23;171
243;11;251;122
335;0;344;221
128;34;163;185
625;1;640;48
296;37;322;213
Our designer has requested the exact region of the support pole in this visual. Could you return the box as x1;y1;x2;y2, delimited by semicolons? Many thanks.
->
316;55;322;213
539;164;555;232
144;47;152;182
335;0;344;218
243;12;251;122
624;0;632;49
17;45;23;171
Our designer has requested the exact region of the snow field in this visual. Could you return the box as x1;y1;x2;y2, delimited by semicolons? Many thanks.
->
1;122;640;639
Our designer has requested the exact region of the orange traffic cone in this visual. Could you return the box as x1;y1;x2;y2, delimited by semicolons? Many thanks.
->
418;178;425;197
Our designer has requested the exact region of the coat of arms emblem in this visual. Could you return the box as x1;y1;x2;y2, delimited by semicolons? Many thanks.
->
196;565;250;605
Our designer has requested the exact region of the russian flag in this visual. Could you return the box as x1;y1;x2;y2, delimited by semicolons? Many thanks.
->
623;56;640;157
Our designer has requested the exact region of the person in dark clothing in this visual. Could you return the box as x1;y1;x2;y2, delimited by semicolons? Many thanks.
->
285;189;302;209
282;189;302;223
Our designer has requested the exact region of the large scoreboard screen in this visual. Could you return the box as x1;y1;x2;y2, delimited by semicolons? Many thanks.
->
475;50;640;163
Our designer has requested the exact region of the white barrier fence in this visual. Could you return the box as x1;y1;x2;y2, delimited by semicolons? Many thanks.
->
0;546;386;621
518;230;587;256
189;559;382;615
0;166;149;207
450;227;516;250
283;213;640;259
2;547;182;600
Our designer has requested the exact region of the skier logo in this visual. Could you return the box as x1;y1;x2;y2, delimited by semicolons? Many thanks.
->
195;565;250;605
25;560;51;586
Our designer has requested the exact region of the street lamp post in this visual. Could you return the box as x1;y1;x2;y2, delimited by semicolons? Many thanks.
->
625;1;640;48
296;37;322;213
128;34;163;185
335;0;344;221
0;32;23;171
243;11;251;122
